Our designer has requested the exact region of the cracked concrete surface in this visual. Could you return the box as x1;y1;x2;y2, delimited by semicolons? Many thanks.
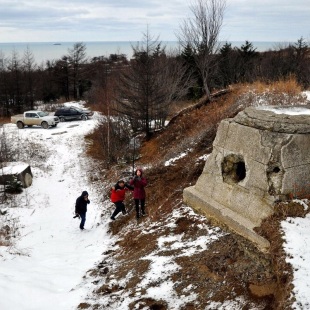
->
184;106;310;252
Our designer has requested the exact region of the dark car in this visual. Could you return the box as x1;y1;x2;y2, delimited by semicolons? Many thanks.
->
54;106;94;122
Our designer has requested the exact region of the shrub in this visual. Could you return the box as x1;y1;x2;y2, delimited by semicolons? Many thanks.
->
5;175;23;194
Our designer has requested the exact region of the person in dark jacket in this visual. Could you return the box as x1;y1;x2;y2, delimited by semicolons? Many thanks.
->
110;180;133;220
75;191;90;230
130;168;147;219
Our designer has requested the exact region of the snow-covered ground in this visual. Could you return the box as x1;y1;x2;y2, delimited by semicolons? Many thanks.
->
0;100;310;309
0;104;115;310
282;206;310;310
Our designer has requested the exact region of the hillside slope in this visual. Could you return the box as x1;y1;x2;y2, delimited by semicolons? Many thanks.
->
81;86;310;309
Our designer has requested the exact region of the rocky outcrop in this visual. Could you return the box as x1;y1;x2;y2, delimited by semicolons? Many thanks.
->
183;106;310;252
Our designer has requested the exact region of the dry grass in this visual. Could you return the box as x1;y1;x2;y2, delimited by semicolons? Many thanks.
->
231;77;307;108
85;130;105;162
0;215;20;248
0;117;10;124
237;76;302;96
255;76;302;95
0;230;10;246
166;99;201;119
83;80;308;309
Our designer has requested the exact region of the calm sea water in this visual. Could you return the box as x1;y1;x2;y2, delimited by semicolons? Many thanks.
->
0;41;286;65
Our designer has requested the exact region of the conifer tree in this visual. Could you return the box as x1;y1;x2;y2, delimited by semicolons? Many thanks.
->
116;29;190;138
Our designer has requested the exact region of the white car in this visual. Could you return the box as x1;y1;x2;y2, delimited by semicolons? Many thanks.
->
11;111;60;129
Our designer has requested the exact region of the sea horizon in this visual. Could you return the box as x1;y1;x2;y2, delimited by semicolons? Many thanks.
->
0;40;294;65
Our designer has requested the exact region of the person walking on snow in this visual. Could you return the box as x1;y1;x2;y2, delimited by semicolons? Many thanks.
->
130;168;147;219
75;191;90;230
110;180;133;220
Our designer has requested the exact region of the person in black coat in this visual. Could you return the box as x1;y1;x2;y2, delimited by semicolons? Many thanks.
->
75;191;90;230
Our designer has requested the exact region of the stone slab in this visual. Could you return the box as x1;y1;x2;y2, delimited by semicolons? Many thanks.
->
183;186;271;252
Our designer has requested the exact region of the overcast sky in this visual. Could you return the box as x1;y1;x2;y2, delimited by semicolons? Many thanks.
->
0;0;309;43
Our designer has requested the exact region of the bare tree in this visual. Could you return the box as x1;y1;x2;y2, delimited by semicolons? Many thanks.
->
54;56;70;101
94;117;132;168
293;37;310;87
236;41;258;83
68;42;87;100
7;50;23;113
0;52;10;117
22;46;37;110
116;29;191;138
177;0;226;98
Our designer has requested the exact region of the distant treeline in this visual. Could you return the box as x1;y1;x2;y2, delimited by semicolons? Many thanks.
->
0;37;309;119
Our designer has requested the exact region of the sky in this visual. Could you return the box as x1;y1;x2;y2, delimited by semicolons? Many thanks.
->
0;0;309;43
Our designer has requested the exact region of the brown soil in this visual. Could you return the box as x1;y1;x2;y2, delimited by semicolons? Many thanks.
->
82;85;310;309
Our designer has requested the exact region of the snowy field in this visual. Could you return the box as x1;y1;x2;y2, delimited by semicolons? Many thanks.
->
0;103;115;310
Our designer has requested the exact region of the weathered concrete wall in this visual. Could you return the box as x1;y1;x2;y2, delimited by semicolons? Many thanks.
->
184;106;310;252
0;162;33;188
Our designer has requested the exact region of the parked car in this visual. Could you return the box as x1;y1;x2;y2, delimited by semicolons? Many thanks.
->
11;111;59;129
54;106;94;122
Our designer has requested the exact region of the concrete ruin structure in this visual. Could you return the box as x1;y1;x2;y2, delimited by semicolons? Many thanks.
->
183;106;310;252
0;162;33;188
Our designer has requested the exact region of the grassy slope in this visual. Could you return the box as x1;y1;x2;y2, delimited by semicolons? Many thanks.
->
81;82;309;309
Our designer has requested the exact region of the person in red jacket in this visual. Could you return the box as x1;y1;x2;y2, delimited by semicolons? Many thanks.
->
110;180;133;220
130;168;147;219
